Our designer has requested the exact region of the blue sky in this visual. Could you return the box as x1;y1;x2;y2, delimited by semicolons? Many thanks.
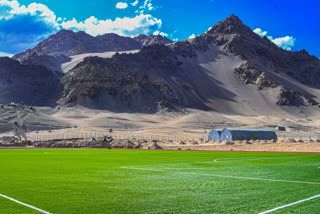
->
0;0;319;57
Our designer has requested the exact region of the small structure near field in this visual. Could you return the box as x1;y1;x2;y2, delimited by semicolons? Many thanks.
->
197;138;204;142
145;142;162;150
104;136;112;142
275;126;286;131
208;129;222;142
220;129;277;142
89;137;97;142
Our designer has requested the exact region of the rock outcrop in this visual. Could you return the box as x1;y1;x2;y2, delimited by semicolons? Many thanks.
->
33;139;111;148
59;45;207;112
110;139;139;149
134;34;172;46
276;87;316;106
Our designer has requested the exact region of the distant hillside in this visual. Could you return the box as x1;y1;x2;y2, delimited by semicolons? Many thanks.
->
0;57;63;106
12;30;172;61
59;45;207;112
59;15;320;114
21;53;71;73
3;15;320;116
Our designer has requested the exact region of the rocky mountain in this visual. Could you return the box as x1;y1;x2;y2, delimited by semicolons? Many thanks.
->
194;15;320;106
0;57;63;106
12;30;172;61
59;45;208;112
21;53;71;72
58;15;320;114
192;15;320;88
4;15;320;115
134;34;172;46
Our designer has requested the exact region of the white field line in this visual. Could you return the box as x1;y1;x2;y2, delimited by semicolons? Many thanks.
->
0;194;51;214
121;167;320;185
259;194;320;214
154;167;209;170
134;161;211;167
134;155;318;167
213;155;318;162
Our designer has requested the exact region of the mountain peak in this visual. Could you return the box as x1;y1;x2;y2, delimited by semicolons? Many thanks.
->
224;14;242;23
54;29;76;36
134;34;172;46
296;49;309;56
135;34;147;39
207;14;250;35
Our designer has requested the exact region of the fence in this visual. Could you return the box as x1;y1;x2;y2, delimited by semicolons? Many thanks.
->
27;132;208;142
26;131;320;142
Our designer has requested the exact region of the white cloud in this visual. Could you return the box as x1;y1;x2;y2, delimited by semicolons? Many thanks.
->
253;28;296;51
0;0;59;54
272;36;296;51
115;2;128;9
0;0;166;54
0;51;13;57
131;0;139;6
61;14;162;37
0;0;58;27
140;0;154;11
253;28;267;37
173;38;178;42
188;34;196;39
153;30;168;37
0;0;20;19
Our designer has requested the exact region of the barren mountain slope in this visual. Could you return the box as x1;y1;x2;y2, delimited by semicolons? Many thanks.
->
192;15;320;89
0;57;63;106
13;30;171;61
0;106;69;133
3;15;319;118
59;44;209;112
61;50;139;73
58;15;320;116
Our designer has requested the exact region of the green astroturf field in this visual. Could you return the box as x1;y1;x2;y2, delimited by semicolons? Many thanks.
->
0;149;319;214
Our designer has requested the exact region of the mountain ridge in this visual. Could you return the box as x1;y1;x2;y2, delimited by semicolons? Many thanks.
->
12;30;172;61
1;15;319;116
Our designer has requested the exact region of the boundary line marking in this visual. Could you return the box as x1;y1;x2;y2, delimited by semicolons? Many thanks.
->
132;155;317;167
121;167;320;185
259;194;320;214
0;194;51;214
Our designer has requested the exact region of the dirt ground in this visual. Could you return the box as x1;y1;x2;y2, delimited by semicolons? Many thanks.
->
157;142;320;152
1;106;320;152
14;106;319;142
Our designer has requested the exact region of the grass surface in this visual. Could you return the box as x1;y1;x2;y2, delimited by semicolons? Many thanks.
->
0;149;319;214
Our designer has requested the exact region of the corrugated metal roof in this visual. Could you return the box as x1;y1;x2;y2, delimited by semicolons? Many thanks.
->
208;129;222;142
275;126;286;131
220;129;277;142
